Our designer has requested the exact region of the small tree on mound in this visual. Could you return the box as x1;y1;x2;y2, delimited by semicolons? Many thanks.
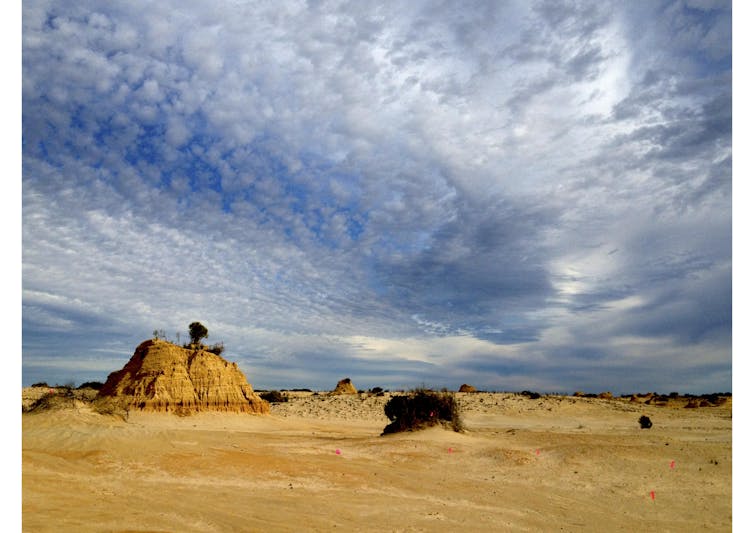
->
382;388;463;435
188;322;209;346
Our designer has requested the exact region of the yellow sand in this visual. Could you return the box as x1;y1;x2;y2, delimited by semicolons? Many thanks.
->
22;392;731;532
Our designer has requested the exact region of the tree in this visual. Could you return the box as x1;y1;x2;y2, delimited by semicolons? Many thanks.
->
188;322;208;345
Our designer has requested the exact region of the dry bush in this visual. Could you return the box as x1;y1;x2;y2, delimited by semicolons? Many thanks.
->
382;388;463;435
92;397;130;421
260;390;288;403
23;388;75;413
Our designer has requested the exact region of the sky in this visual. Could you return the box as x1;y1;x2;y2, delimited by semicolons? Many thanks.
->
20;0;733;394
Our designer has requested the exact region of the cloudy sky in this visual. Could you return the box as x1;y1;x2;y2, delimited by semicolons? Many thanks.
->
21;0;732;394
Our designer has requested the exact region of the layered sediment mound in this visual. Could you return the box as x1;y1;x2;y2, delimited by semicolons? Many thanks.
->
331;378;357;395
97;339;269;414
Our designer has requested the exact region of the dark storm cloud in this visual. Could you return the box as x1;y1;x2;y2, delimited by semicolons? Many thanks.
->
373;194;556;342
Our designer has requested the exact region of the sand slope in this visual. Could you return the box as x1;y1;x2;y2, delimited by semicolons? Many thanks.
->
22;392;731;532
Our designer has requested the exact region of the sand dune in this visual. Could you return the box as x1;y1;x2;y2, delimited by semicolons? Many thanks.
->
22;390;731;532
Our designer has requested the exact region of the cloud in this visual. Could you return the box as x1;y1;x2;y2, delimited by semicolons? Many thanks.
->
22;0;731;393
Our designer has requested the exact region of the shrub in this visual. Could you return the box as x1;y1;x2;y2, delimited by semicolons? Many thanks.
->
521;390;541;400
639;415;653;429
78;381;104;390
23;387;75;413
382;388;463;435
701;394;719;405
92;397;130;421
260;390;288;403
31;382;49;388
208;342;225;356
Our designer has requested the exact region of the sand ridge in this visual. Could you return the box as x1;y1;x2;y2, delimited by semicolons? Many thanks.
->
22;389;731;532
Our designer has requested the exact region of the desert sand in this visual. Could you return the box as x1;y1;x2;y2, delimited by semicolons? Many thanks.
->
22;389;731;532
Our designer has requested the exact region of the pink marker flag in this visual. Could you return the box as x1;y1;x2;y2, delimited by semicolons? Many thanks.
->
536;449;540;456
650;491;655;501
448;447;452;453
335;449;342;455
670;460;675;469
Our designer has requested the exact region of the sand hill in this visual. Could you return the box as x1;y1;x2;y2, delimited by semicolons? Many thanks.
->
96;339;269;414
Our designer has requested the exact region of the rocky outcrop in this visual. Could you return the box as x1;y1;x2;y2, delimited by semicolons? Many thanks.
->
96;339;269;414
458;384;477;393
331;378;357;395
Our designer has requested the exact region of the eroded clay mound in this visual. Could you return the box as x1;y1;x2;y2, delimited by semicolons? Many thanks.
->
331;377;358;395
97;339;269;414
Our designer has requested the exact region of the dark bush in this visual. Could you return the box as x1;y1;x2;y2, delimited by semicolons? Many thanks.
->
260;390;288;403
382;388;462;435
207;342;225;356
78;381;104;390
639;415;653;429
701;394;719;405
31;382;49;388
521;390;541;400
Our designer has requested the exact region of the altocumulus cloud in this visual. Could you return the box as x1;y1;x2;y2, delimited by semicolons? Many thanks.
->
22;0;731;393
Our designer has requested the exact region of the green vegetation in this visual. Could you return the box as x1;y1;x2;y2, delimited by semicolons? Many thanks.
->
188;322;209;345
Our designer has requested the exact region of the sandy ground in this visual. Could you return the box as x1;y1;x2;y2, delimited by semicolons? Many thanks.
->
22;391;731;532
